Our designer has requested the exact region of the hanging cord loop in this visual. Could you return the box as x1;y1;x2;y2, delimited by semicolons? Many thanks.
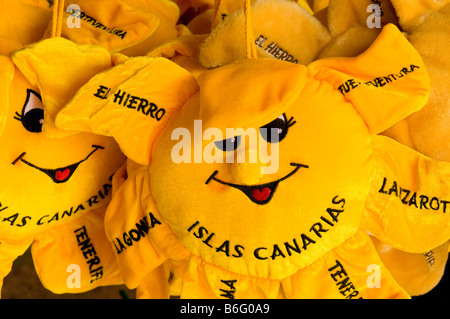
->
243;0;257;59
211;0;224;31
51;0;65;38
211;0;258;59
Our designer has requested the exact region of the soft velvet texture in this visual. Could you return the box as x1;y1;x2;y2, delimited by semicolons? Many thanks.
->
42;0;182;57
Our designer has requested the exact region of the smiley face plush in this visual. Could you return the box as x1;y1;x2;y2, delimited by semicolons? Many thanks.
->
55;22;450;298
0;38;127;296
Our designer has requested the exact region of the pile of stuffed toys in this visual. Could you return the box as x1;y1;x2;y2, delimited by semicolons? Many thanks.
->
0;0;449;299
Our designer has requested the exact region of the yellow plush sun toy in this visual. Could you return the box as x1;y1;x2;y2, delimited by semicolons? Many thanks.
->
43;0;183;57
318;0;450;297
0;0;185;58
0;37;128;296
54;0;450;299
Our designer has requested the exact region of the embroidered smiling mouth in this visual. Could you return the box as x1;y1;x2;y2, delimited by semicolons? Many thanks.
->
11;145;104;183
205;163;309;205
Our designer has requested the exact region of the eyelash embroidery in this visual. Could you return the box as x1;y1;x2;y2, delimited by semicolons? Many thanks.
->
14;112;22;122
259;113;296;143
287;116;296;128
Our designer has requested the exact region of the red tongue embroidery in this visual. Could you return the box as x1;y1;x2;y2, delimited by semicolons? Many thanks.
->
252;187;271;202
55;168;70;181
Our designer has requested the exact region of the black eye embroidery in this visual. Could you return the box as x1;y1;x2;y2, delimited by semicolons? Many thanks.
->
259;113;296;143
214;136;241;152
14;89;44;133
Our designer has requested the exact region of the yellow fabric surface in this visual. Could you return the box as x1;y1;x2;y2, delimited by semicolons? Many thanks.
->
310;0;329;13
103;166;411;299
371;237;450;296
147;33;210;78
12;38;116;138
364;135;450;252
0;235;34;296
43;0;181;56
55;56;200;166
31;205;123;293
0;0;52;54
185;0;313;35
199;0;327;67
